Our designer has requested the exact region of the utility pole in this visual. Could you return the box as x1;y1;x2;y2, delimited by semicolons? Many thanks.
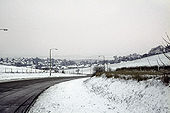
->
49;48;58;76
107;62;109;72
99;55;105;72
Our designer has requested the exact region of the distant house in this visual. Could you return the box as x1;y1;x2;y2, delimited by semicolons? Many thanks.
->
148;45;164;55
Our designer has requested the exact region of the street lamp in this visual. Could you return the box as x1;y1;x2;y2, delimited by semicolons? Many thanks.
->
99;55;105;72
0;28;8;31
49;48;58;76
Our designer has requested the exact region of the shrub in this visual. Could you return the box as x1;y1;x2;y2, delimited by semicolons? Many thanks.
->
62;70;65;74
161;75;170;85
93;66;105;73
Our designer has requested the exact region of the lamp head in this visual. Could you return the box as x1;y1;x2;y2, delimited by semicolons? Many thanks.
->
4;29;8;31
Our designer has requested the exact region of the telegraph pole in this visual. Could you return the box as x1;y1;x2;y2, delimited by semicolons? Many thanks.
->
49;48;58;76
99;55;105;72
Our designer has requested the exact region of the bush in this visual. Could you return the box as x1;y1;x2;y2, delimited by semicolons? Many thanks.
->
62;70;65;74
93;66;105;73
161;75;170;85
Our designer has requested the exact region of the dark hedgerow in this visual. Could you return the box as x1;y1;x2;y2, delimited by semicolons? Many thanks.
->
92;66;170;85
92;66;105;77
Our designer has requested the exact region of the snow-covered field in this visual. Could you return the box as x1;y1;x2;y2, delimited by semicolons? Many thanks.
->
0;53;169;82
109;52;170;70
64;67;93;74
65;52;170;74
0;64;86;83
0;64;42;73
29;76;170;113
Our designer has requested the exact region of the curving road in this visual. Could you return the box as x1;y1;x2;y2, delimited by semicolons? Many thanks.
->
0;76;89;113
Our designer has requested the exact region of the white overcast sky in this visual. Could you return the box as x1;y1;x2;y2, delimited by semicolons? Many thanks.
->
0;0;170;59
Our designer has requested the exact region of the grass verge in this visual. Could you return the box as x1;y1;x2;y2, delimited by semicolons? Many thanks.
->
92;66;170;85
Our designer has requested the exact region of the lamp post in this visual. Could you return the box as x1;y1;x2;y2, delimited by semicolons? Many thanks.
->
0;28;8;31
99;55;105;72
49;48;58;76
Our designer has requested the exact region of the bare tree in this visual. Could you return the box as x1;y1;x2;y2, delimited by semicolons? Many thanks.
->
162;32;170;60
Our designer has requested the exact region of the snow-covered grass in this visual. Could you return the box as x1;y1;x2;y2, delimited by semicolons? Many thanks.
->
0;65;86;83
0;64;42;73
63;67;93;74
109;52;170;71
29;76;170;113
85;76;170;113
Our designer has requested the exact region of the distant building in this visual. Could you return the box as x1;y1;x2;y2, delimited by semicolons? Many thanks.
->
148;45;164;55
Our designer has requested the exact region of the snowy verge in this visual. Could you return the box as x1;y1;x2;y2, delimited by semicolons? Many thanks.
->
109;52;170;70
0;73;86;83
28;78;118;113
29;76;169;113
84;76;170;113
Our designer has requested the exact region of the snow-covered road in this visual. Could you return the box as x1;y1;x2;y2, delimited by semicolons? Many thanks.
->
29;76;170;113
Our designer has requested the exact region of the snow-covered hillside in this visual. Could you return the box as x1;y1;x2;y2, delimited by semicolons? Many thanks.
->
29;77;169;113
109;52;170;70
84;76;170;113
63;53;170;74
